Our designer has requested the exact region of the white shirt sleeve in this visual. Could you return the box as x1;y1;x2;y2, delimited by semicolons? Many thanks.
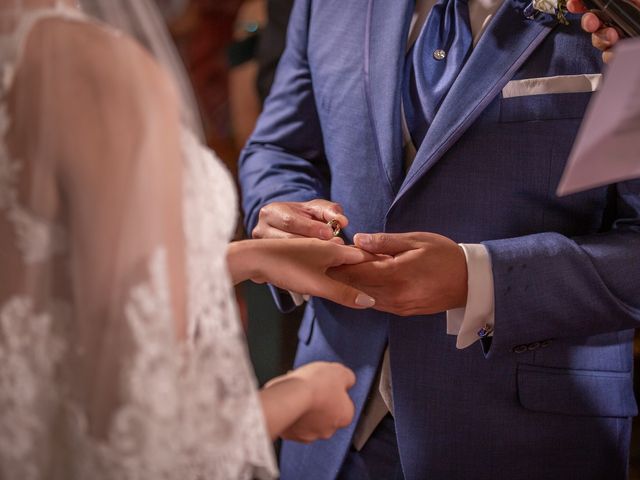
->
289;291;306;307
446;243;495;349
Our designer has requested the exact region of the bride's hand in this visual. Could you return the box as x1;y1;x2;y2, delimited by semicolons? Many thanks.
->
264;362;356;443
227;238;377;309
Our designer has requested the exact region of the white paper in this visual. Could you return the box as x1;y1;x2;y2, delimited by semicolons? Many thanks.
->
557;38;640;196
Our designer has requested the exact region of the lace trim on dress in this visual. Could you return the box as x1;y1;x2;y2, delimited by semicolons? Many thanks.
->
181;130;277;478
0;103;67;263
0;296;67;480
0;3;85;91
0;248;276;480
0;6;277;479
0;7;73;263
71;248;274;480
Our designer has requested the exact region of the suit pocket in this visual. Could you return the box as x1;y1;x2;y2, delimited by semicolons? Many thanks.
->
517;364;638;418
297;304;316;345
502;74;602;99
500;91;594;123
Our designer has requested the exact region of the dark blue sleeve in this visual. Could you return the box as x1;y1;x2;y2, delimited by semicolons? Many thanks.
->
483;179;640;357
238;0;330;235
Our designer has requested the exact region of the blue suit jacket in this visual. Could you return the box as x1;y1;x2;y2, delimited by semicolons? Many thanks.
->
239;0;640;478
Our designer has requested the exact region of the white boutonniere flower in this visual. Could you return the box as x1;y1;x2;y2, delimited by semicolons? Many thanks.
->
532;0;558;13
530;0;570;24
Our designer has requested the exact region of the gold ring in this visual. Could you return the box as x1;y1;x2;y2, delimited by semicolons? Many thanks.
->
327;219;341;237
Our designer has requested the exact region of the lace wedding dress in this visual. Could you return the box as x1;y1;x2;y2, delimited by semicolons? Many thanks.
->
0;4;276;479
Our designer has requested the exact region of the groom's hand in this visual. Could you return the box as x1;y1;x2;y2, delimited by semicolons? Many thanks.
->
253;199;348;243
328;232;468;316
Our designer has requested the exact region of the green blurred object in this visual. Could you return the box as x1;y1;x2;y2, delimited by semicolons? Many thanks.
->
244;281;282;386
227;34;259;67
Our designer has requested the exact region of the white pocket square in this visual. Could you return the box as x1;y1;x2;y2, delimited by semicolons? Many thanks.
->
502;74;602;99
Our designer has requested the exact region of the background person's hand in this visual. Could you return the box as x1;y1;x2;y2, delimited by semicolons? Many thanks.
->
566;0;640;63
252;199;348;243
328;232;468;316
265;362;356;443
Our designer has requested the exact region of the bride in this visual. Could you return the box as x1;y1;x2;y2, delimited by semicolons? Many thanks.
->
0;0;377;478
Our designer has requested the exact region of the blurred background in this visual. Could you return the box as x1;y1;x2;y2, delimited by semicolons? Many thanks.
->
154;0;639;475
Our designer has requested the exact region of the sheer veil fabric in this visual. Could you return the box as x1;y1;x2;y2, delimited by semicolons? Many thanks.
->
0;0;277;478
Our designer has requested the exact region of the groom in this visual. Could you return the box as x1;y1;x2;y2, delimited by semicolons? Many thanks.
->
239;0;640;478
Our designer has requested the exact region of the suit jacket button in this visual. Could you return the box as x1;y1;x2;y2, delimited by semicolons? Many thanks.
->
513;344;528;354
527;341;541;351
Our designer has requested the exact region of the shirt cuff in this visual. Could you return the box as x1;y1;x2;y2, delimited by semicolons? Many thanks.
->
446;243;495;349
289;291;307;306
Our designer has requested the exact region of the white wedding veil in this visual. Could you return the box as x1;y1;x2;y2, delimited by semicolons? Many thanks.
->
0;0;202;133
0;0;203;148
0;1;276;479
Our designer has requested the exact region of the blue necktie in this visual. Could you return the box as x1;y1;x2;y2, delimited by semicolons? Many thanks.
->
403;0;473;148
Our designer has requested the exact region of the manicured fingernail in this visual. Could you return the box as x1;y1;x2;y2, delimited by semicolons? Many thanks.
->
355;294;375;308
355;234;371;246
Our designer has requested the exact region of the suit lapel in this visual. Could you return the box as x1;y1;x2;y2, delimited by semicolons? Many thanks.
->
364;0;414;196
392;0;556;206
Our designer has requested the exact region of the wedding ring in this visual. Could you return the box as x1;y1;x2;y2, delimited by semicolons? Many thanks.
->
327;219;342;237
